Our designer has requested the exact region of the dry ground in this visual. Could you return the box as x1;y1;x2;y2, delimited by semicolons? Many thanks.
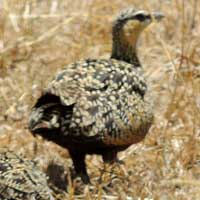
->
0;0;200;199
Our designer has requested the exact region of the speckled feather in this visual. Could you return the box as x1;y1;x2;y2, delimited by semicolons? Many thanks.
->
28;8;160;183
0;151;54;200
44;58;152;145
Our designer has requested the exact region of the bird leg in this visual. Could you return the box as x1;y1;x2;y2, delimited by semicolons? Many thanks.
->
69;151;90;184
98;151;117;183
101;151;125;181
102;151;118;164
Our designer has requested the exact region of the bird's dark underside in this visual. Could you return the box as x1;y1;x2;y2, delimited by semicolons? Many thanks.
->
35;127;129;183
28;8;159;184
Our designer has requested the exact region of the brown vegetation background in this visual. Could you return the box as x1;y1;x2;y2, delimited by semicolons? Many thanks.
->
0;0;200;199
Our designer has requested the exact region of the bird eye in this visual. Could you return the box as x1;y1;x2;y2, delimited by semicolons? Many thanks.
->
134;14;146;21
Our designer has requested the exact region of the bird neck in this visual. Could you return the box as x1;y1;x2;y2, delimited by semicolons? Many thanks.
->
111;29;141;67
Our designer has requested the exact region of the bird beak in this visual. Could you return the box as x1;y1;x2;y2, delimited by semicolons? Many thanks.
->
152;12;165;21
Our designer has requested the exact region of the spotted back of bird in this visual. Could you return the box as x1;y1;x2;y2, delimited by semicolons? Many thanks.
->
0;151;54;200
28;8;163;183
30;59;153;146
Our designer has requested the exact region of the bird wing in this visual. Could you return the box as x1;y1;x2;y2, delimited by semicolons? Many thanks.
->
0;152;51;198
44;59;148;138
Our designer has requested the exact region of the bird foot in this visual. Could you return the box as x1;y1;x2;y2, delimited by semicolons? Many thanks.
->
115;158;125;165
75;173;91;185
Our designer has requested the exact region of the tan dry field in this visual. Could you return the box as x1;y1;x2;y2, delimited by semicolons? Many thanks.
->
0;0;200;199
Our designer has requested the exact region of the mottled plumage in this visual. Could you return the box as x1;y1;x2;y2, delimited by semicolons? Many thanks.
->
29;8;164;183
0;151;54;200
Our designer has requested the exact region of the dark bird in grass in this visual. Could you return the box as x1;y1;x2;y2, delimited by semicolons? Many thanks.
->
0;151;54;200
29;8;164;184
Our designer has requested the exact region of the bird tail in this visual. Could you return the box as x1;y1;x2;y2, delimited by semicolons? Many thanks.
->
29;94;62;134
29;103;63;134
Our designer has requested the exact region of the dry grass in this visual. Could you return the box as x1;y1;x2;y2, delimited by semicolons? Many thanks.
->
0;0;200;199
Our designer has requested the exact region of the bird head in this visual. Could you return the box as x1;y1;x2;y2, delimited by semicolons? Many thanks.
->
113;8;164;46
